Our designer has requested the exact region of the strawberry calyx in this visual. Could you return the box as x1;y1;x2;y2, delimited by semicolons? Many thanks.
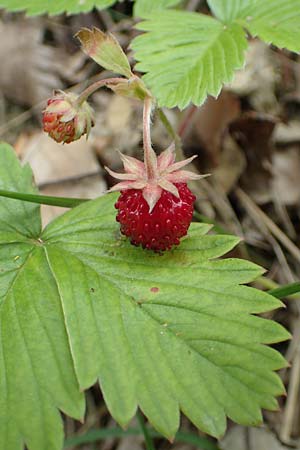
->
106;97;208;212
43;90;94;144
106;143;208;212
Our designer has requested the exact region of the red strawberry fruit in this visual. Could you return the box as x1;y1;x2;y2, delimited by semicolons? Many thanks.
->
106;144;208;252
115;183;195;251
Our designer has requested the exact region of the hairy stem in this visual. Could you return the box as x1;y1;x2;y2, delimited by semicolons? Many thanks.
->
143;96;157;180
136;410;156;450
76;77;126;105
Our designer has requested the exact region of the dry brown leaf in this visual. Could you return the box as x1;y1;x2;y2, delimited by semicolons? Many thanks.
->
213;133;246;193
272;146;300;206
221;426;291;450
0;19;70;106
92;92;143;169
17;131;106;225
229;112;276;204
182;91;241;170
115;435;143;450
106;95;133;131
39;176;105;227
273;121;300;145
228;40;281;114
20;132;101;184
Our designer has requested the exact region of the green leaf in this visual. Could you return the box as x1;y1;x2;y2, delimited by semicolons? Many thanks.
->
0;143;84;450
207;0;255;22
208;0;300;52
0;144;289;448
239;0;300;53
134;0;182;18
0;143;42;243
76;28;132;78
132;11;248;108
0;0;117;15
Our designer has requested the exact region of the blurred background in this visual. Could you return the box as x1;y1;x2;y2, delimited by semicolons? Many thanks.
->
1;1;300;449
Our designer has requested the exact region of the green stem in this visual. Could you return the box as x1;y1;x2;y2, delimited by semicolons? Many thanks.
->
268;282;300;299
256;276;278;291
0;189;89;208
136;410;156;450
256;277;300;300
76;76;126;105
157;108;182;152
64;426;220;450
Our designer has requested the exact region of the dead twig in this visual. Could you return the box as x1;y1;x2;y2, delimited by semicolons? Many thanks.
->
280;319;300;445
236;188;300;265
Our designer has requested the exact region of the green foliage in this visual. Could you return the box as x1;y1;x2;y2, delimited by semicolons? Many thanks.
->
0;144;289;450
76;28;133;78
65;426;220;449
207;0;255;22
132;11;248;108
134;0;182;17
0;0;117;15
238;0;300;53
209;0;300;52
132;0;300;108
2;0;300;108
0;0;182;17
0;144;85;450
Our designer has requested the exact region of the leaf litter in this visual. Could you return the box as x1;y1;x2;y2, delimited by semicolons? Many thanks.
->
0;3;300;449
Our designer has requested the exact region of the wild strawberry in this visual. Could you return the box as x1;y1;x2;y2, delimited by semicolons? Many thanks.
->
43;90;94;144
115;183;195;251
106;144;208;252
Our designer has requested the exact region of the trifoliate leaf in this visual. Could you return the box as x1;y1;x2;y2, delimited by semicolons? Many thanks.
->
0;0;117;15
76;28;132;78
134;0;182;18
207;0;255;22
0;144;289;449
239;0;300;53
132;11;248;108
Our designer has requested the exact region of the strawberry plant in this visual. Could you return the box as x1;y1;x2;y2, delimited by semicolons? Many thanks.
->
0;1;299;449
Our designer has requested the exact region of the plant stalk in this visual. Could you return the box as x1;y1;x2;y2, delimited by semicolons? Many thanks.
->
143;96;157;180
76;77;126;105
268;282;300;299
0;189;89;208
136;410;156;450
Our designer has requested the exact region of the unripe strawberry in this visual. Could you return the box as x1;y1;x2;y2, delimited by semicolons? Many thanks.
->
106;145;208;252
43;91;94;144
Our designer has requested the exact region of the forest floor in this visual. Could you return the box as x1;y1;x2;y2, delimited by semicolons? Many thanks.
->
1;2;300;449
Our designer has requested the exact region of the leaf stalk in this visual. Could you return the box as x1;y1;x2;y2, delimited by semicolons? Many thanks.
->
75;76;125;105
143;96;157;180
136;410;156;450
268;282;300;299
0;189;88;208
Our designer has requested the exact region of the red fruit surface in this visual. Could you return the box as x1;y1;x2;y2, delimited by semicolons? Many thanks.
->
115;183;196;252
42;95;94;144
43;108;77;144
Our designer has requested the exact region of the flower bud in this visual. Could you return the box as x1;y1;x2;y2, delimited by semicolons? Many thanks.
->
42;91;94;144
